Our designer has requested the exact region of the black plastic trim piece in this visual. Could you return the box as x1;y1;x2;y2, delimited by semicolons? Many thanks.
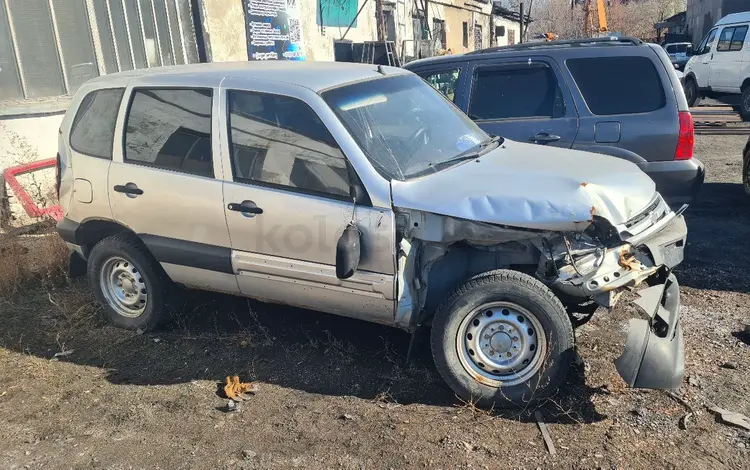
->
139;234;233;274
56;217;80;245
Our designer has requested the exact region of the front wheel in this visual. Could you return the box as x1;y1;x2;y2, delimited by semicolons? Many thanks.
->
431;270;574;408
740;87;750;122
684;78;699;107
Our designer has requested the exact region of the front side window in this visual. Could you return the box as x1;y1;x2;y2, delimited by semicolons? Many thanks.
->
697;28;718;55
419;68;461;102
322;74;491;181
567;56;665;115
70;88;124;159
227;91;351;199
124;88;213;178
469;63;565;120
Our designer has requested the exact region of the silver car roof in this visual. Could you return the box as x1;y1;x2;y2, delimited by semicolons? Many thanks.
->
86;61;409;92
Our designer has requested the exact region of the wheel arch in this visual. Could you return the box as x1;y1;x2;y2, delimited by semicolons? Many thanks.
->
75;218;138;257
741;77;750;92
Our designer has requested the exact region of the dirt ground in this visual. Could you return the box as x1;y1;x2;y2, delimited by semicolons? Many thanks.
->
1;134;750;470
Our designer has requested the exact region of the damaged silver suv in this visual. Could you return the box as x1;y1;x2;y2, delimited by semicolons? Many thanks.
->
56;62;687;407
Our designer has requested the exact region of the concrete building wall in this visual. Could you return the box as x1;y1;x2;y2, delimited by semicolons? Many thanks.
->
200;0;248;62
493;16;521;47
687;0;749;45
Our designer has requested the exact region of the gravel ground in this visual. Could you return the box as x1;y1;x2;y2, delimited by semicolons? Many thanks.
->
1;134;749;469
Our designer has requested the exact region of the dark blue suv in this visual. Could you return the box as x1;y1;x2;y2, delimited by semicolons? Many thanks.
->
404;37;705;205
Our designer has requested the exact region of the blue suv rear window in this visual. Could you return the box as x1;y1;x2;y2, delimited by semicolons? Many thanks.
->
566;56;666;116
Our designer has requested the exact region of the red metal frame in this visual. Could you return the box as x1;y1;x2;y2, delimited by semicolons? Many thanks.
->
2;158;63;222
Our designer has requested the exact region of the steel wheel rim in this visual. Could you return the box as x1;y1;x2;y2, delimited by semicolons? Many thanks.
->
744;92;750;114
99;256;147;318
456;302;547;387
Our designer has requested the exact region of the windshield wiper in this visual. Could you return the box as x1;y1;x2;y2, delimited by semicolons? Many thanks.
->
429;135;502;169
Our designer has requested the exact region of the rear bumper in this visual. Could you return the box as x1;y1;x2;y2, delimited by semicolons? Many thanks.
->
615;273;684;389
640;158;705;206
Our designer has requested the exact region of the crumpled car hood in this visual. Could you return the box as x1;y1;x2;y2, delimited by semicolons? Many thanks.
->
391;139;657;231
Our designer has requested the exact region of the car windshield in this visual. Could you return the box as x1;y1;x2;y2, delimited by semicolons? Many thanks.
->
321;74;493;180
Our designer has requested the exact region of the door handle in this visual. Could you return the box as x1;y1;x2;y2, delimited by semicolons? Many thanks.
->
113;183;143;196
531;133;561;144
228;200;263;215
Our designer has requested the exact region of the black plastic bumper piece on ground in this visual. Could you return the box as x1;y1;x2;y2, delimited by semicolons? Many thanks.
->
614;273;684;390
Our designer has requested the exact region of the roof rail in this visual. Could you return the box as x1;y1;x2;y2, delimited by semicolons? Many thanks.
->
467;36;643;55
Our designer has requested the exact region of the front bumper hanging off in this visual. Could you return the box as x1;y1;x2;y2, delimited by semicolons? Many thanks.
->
615;272;684;389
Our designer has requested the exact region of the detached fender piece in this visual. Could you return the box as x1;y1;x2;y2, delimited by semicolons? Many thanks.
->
615;273;684;389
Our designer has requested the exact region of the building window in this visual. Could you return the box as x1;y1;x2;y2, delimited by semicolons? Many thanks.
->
462;22;468;48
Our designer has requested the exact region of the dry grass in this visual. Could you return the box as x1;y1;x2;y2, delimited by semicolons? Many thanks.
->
0;228;68;299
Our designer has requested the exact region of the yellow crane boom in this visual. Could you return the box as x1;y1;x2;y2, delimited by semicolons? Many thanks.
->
596;0;608;32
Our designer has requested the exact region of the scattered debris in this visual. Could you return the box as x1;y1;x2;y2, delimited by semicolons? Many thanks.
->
720;362;738;370
707;405;750;431
632;407;648;417
136;329;144;335
460;441;475;452
242;449;257;460
687;375;700;387
52;349;74;358
339;413;356;421
152;338;161;343
223;376;259;401
535;411;557;456
224;400;240;413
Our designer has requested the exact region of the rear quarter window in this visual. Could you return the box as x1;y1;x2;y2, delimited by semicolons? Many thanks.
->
69;88;125;159
566;56;666;116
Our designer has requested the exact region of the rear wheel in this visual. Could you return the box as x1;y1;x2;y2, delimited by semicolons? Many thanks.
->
684;78;699;107
87;233;170;330
431;270;575;408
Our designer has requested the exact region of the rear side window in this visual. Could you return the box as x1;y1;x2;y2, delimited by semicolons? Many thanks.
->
567;57;666;116
124;88;213;178
69;88;124;159
468;63;565;120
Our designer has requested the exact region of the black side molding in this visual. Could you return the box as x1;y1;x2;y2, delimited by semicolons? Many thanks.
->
56;217;80;245
139;234;233;274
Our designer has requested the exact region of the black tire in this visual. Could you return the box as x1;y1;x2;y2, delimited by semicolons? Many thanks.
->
87;233;170;331
431;270;574;408
684;78;699;108
740;87;750;122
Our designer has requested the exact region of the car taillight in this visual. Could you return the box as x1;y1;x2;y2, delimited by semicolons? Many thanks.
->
55;153;61;200
675;111;694;160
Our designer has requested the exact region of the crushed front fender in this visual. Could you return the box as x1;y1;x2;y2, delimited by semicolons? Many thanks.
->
615;272;684;389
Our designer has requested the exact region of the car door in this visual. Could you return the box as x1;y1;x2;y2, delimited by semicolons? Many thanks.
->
108;80;239;295
461;57;579;148
711;25;748;92
219;80;396;324
691;27;718;89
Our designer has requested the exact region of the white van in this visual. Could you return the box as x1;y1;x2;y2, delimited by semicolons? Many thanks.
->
683;11;750;117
